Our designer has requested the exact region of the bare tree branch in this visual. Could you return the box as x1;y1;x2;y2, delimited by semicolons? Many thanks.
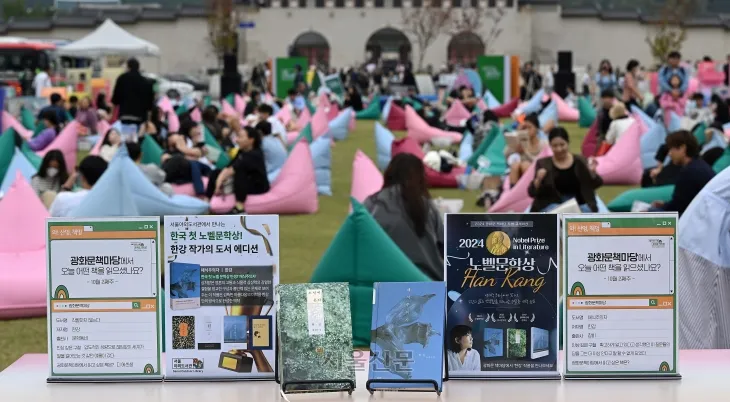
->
451;4;506;54
401;2;453;71
207;0;240;65
645;0;699;64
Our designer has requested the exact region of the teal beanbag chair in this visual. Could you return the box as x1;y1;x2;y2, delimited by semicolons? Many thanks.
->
310;198;430;347
606;185;675;212
355;100;381;120
713;147;730;173
288;123;313;152
203;126;231;169
141;135;164;166
475;127;508;176
693;122;707;147
20;107;35;130
578;96;595;128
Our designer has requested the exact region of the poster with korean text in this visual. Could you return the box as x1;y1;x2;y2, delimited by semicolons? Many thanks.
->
46;217;162;381
563;213;679;379
444;213;559;379
164;215;279;380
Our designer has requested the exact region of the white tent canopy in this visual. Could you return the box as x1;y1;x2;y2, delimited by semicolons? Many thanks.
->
57;19;160;57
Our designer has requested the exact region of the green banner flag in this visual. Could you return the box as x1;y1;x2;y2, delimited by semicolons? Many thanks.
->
274;57;308;99
477;55;507;103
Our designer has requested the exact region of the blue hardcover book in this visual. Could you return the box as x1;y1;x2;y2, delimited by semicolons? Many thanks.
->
483;328;504;358
169;262;201;310
368;282;446;392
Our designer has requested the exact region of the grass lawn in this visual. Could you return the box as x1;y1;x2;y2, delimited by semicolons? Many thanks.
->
0;120;633;371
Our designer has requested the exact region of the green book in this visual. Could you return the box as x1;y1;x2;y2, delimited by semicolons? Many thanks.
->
277;283;354;393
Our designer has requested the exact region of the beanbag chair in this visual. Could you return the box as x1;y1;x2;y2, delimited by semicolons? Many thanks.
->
327;102;340;121
167;109;180;134
595;122;643;185
632;104;656;129
20;107;35;130
310;198;430;346
374;122;395;170
475;98;488;112
262;135;288;183
693;122;708;146
310;137;332;196
581;120;599;157
667;111;682;132
356;101;381;120
477;126;508;176
459;132;474;163
0;129;17;181
2;111;32;140
89;120;113;156
329;108;353;141
141;135;164;166
525;195;610;213
702;129;726;155
0;174;48;319
190;107;202;123
157;96;174;113
287;123;313;150
488;146;552;212
484;90;501;109
518;89;545;116
578;96;596;128
276;104;292;126
211;142;319;214
402;96;423;112
607;185;675;212
0;149;37;195
350;150;383;205
296;107;312;130
381;96;393;121
70;146;210;217
492;97;520;118
538;101;558;128
221;99;237;118
391;137;466;188
38;120;80;168
467;124;500;169
713;147;730;173
640;123;668;169
405;106;462;145
551;92;579;122
170;177;209;197
464;69;483;96
311;106;330;139
444;100;472;127
386;102;406;131
234;94;246;115
203;126;231;170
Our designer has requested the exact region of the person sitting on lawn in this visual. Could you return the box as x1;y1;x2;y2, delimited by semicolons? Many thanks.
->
28;110;60;151
126;141;174;196
506;113;547;187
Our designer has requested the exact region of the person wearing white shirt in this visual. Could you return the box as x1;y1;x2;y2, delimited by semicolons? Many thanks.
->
446;325;482;372
256;104;288;148
605;102;636;145
32;67;53;98
49;155;109;217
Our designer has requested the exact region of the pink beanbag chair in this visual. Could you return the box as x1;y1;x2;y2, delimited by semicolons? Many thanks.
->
276;105;292;126
311;107;329;139
489;146;553;212
39;120;80;168
89;120;111;156
492;97;520;118
221;99;237;118
444;100;472;126
595;122;643;185
391;137;465;188
190;107;202;123
350;150;383;204
551;93;579;122
234;94;246;115
286;130;300;145
297;107;312;130
697;62;724;87
167;109;180;133
157;96;174;113
328;103;340;121
648;72;659;95
387;103;406;131
581;120;599;157
210;142;319;214
349;108;356;131
0;174;48;319
405;106;462;145
2;111;32;140
318;93;331;109
171;177;209;196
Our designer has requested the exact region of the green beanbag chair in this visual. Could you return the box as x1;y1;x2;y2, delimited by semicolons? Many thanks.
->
19;140;41;169
20;107;35;130
288;123;313;152
713;147;730;173
310;198;430;347
306;98;316;114
606;185;675;212
578;96;596;128
693;122;707;146
403;96;423;112
203;126;231;169
467;124;500;169
141;135;164;166
355;100;381;120
476;126;508;176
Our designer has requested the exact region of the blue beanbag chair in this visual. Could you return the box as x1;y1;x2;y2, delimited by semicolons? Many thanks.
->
262;135;288;183
0;148;37;195
631;105;656;130
464;69;483;97
70;145;210;217
483;90;501;108
374;122;395;171
640;123;667;169
329;107;353;141
668;111;682;132
522;89;545;115
310;137;332;196
459;132;474;163
702;129;726;154
381;96;393;121
538;101;558;128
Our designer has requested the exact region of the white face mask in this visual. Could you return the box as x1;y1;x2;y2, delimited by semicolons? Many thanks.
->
46;167;59;178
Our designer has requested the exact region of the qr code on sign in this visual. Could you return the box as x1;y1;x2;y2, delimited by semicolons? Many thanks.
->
172;316;196;349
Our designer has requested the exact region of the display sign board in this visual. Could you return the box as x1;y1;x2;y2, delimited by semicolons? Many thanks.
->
164;215;279;380
477;55;510;103
46;218;162;382
323;73;345;103
563;213;680;379
273;57;308;99
444;213;560;379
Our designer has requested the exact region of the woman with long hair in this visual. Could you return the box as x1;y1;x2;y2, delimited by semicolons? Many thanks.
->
31;150;75;208
593;59;617;99
363;153;444;280
99;128;123;162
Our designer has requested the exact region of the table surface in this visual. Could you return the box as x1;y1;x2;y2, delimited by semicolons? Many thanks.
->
1;351;729;402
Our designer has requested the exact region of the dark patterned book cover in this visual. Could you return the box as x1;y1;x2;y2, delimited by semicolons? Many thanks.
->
277;282;354;392
368;282;446;392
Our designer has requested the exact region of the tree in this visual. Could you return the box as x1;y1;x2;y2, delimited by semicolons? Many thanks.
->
645;0;699;64
450;2;506;55
2;0;53;18
206;0;240;66
401;0;453;71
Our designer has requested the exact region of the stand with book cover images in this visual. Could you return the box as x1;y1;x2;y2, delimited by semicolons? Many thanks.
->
366;282;449;396
275;283;356;396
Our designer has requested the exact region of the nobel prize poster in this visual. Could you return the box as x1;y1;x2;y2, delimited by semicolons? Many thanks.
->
164;215;279;380
444;213;559;379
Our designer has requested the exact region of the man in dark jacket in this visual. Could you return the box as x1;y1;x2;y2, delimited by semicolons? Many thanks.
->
112;58;154;136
